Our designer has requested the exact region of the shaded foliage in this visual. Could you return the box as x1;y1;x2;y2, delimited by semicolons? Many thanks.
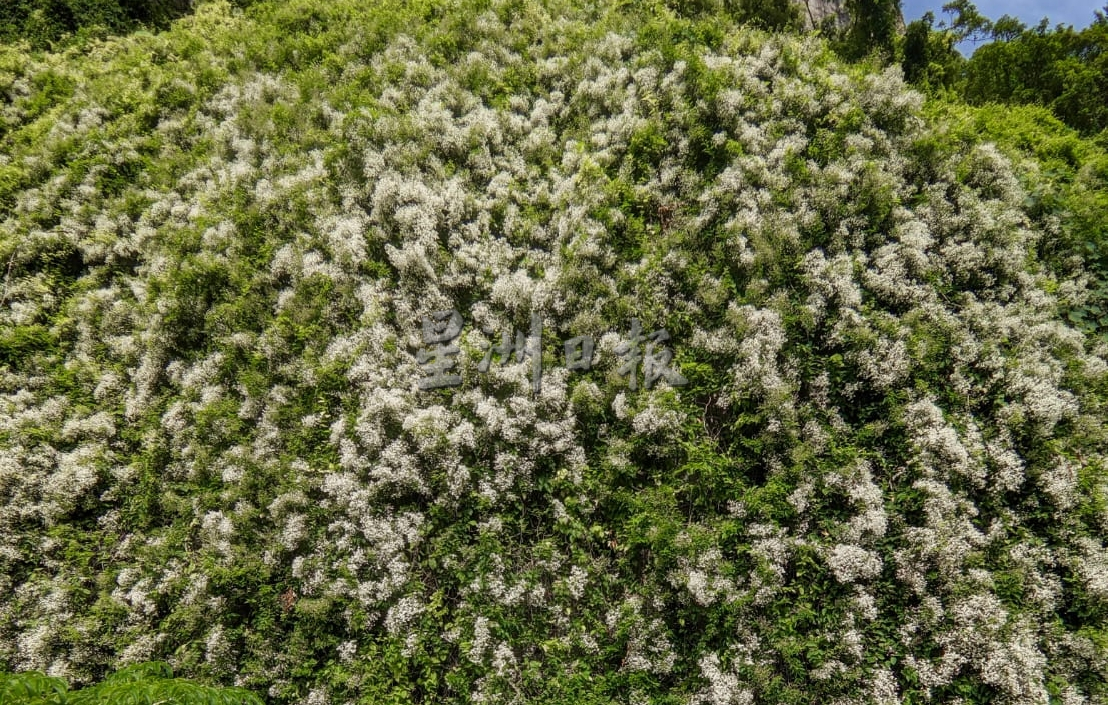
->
0;0;258;48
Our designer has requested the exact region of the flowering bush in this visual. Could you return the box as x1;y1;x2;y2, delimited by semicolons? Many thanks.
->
0;1;1106;704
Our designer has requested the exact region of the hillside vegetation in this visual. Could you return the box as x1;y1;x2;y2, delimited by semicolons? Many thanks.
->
901;5;1108;138
1;1;1107;704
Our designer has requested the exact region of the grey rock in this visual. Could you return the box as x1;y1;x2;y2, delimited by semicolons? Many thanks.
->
797;0;851;29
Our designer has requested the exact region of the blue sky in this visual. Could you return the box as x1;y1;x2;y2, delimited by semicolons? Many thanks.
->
900;0;1104;53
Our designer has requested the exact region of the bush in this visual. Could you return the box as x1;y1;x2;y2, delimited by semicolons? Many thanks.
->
0;662;263;704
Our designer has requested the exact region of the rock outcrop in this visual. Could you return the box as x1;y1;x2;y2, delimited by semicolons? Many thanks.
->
796;0;906;31
798;0;851;29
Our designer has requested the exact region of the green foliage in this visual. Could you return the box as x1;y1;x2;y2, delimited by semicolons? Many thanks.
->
939;0;992;43
0;663;262;705
900;15;930;83
900;1;1108;135
836;0;900;60
898;11;965;90
0;1;1107;704
961;18;1108;135
0;0;197;49
726;0;802;32
0;671;68;704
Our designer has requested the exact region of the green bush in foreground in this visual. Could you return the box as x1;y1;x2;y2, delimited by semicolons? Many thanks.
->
0;661;263;704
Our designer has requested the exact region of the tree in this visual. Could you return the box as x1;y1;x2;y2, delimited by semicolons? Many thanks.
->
991;14;1027;41
901;12;933;83
841;0;901;60
940;0;991;44
728;0;802;32
960;13;1108;134
898;10;964;90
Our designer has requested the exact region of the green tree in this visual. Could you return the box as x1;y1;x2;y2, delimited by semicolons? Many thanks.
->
990;14;1027;41
940;0;992;44
901;12;933;83
961;15;1108;134
728;0;802;32
899;10;964;90
840;0;901;60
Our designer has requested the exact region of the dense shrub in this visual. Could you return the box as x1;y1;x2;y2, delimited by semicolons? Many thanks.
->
0;1;1105;704
0;661;263;703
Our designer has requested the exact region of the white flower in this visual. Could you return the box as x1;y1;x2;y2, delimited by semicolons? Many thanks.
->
565;565;588;600
491;642;516;678
385;595;425;635
204;625;236;674
826;544;883;583
469;616;492;663
692;653;753;705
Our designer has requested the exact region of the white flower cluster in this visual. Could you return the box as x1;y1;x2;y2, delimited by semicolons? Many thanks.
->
669;547;741;607
690;653;754;705
825;543;883;584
